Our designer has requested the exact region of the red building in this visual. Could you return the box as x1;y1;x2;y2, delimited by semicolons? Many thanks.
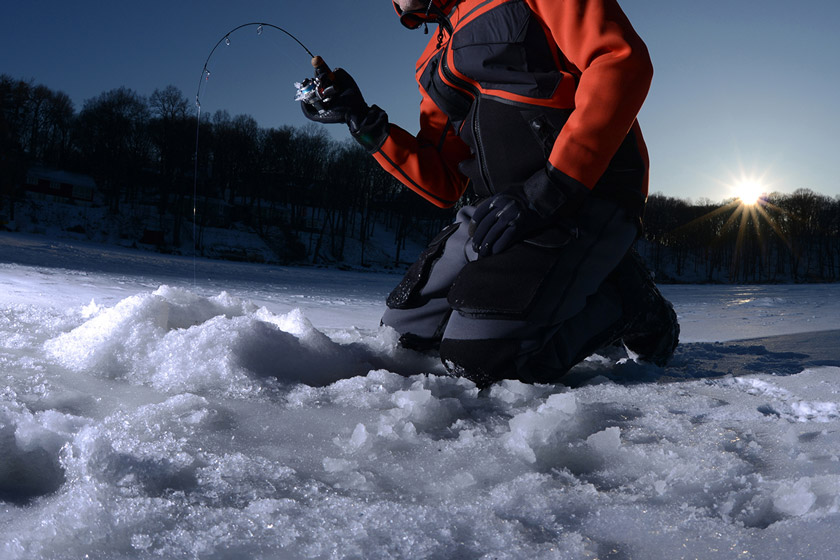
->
24;167;97;205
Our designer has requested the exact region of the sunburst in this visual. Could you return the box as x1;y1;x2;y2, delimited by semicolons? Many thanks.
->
665;168;791;281
733;179;765;206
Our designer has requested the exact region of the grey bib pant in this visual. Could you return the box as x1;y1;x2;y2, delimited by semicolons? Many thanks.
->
381;195;638;386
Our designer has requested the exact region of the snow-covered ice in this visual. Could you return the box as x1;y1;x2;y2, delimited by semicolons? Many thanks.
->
2;232;840;559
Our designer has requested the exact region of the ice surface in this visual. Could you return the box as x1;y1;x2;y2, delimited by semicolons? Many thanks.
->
2;232;840;559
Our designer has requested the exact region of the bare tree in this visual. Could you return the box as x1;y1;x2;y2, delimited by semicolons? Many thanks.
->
76;87;151;213
148;86;195;243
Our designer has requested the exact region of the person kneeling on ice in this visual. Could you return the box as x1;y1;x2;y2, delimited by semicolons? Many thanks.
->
300;0;679;387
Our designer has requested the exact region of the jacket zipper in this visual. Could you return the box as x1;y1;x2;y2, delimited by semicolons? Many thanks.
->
438;39;493;195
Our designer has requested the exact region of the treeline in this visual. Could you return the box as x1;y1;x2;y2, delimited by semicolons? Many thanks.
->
641;191;840;283
2;75;839;281
0;75;453;266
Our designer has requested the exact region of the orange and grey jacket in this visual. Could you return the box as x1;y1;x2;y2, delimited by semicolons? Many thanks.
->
364;0;653;211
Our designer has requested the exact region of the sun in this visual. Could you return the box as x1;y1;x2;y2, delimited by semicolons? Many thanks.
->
733;179;765;206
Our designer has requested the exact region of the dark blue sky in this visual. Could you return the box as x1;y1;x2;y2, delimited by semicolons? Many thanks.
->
2;1;838;203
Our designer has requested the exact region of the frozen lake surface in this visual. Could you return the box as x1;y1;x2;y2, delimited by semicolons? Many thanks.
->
2;232;840;559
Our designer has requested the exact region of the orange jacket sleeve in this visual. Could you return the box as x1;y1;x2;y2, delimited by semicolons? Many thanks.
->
372;86;472;208
525;0;653;190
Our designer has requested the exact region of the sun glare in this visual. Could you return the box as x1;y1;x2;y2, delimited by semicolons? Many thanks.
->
733;179;765;206
678;164;789;281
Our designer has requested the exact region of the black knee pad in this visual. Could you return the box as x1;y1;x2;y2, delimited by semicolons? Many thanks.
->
447;228;575;319
439;337;522;388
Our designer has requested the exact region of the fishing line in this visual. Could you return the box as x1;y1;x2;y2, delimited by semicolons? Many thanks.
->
191;22;315;284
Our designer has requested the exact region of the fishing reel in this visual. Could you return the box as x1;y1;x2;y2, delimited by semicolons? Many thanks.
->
294;56;337;114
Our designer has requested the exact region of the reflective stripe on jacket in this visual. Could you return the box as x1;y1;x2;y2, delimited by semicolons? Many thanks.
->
374;0;653;208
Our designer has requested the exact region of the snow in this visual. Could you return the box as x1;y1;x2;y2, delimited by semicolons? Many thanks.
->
2;231;840;559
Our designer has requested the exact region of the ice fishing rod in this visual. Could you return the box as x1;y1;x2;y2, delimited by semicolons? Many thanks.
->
195;22;315;109
191;22;324;284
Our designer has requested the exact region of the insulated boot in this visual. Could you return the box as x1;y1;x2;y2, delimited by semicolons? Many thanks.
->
614;248;680;366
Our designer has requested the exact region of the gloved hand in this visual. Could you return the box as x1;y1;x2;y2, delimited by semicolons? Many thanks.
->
300;68;389;151
470;165;588;257
300;68;367;126
470;187;544;258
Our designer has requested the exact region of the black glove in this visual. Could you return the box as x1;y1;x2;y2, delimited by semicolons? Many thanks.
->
470;165;588;257
300;68;366;125
470;187;541;258
300;68;389;151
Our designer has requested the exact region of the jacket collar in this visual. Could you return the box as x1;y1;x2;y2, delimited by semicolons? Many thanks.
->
393;0;459;30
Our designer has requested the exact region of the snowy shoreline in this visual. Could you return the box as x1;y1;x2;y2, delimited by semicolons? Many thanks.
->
2;232;840;559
